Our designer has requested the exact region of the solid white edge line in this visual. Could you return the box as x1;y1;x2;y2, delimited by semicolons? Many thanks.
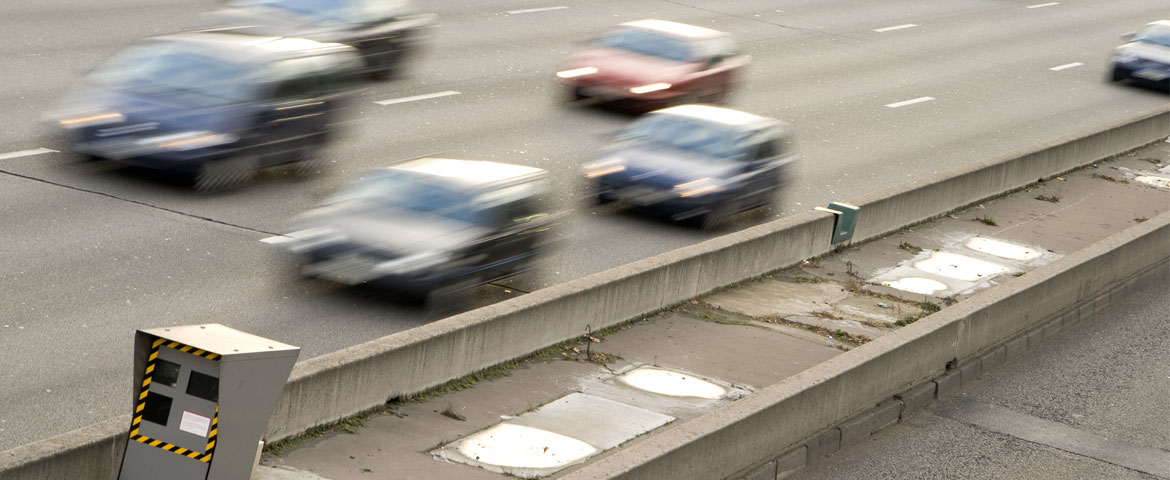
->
874;24;918;33
1025;2;1059;8
0;148;58;161
885;96;935;108
506;6;568;14
374;90;462;106
1049;62;1084;71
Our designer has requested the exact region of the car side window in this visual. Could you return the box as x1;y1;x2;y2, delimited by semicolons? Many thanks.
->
318;52;363;95
756;140;776;160
264;57;323;102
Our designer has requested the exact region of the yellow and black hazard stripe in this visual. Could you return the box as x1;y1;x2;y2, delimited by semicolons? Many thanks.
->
129;337;220;462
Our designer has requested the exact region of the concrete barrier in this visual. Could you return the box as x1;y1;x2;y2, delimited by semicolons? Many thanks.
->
2;105;1166;479
558;209;1170;480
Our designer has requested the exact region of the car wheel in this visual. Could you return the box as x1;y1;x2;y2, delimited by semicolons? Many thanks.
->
1110;66;1126;82
368;67;393;81
195;154;259;192
700;201;737;231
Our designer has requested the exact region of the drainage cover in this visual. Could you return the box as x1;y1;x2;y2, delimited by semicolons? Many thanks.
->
433;393;673;478
453;423;597;470
616;366;727;399
964;237;1042;261
883;277;949;295
914;252;1011;281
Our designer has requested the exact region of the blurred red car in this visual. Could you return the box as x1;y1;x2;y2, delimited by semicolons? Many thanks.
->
557;19;749;111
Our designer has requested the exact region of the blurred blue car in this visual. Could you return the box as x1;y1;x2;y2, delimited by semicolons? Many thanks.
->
283;158;559;301
50;32;363;190
1110;20;1170;90
585;104;796;229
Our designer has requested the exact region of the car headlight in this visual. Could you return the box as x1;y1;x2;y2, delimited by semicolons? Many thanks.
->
373;251;451;275
556;67;598;79
142;131;239;151
674;177;722;198
629;83;671;94
584;158;626;178
57;112;124;128
286;227;348;253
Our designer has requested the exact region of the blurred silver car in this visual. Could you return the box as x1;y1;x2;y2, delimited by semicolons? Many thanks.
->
283;158;559;300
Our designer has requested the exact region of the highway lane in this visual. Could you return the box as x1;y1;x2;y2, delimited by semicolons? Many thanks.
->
1;0;1168;450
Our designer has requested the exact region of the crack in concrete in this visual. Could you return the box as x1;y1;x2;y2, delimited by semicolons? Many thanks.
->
0;168;280;237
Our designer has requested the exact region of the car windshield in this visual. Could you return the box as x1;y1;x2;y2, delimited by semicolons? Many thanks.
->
594;28;693;63
231;0;410;23
1133;24;1170;48
88;43;253;105
617;114;748;160
323;171;487;225
231;0;355;22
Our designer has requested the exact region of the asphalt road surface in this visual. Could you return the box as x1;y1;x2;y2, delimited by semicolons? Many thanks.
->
1;0;1167;450
794;283;1170;480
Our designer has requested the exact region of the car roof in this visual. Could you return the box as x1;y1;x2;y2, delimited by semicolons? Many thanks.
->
1148;20;1170;28
383;158;547;187
147;31;355;63
619;19;724;39
653;105;778;129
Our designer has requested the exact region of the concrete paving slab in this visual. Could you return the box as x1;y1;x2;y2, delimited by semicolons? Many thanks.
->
598;314;844;391
705;280;849;318
433;393;674;478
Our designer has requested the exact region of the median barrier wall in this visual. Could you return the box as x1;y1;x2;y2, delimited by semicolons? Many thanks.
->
2;105;1166;479
560;209;1170;480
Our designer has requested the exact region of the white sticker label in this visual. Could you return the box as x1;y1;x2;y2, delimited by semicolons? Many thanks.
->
179;411;211;438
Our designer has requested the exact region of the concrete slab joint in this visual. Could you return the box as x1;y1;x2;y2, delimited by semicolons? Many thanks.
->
775;446;808;479
958;358;983;385
839;412;875;447
934;371;962;399
872;398;903;432
804;428;842;465
1004;336;1028;363
895;382;937;417
978;345;1006;373
740;460;777;480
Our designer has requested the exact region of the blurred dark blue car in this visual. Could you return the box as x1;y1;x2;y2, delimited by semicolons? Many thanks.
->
199;0;436;80
282;158;558;301
50;32;363;190
585;104;795;229
1110;20;1170;91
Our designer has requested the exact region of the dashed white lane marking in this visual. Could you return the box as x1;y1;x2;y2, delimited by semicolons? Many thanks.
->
1049;62;1083;71
874;23;918;33
259;235;292;245
506;6;568;14
1025;2;1059;8
885;96;935;108
374;90;461;106
0;148;58;160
